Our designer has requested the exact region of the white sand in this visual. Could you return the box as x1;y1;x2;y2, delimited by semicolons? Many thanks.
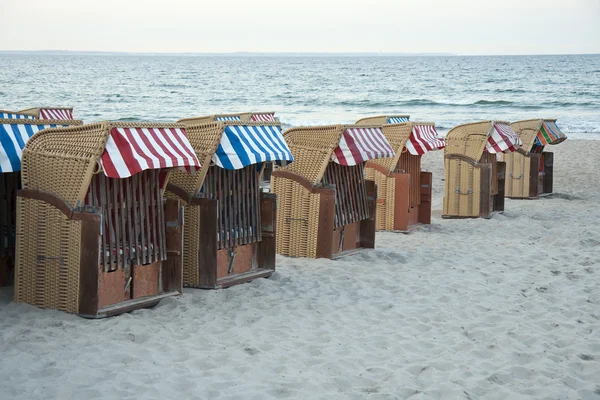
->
1;139;599;400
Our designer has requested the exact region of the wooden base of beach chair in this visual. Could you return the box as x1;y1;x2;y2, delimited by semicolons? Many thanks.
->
0;256;11;286
541;152;554;195
272;171;376;259
15;192;184;318
0;172;19;287
365;164;432;232
443;159;506;219
186;192;277;289
79;198;184;318
503;151;554;200
330;181;376;258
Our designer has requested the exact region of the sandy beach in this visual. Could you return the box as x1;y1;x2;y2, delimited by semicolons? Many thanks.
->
1;139;599;400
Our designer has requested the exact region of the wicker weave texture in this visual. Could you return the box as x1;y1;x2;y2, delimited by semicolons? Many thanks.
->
177;113;261;124
22;121;185;208
14;196;82;313
499;152;530;198
283;125;343;149
21;122;107;208
509;120;543;153
167;121;224;198
355;115;410;125
181;203;200;286
18;107;73;118
445;121;496;161
443;158;481;217
365;167;395;230
271;175;321;258
375;123;414;172
280;125;345;184
277;144;331;185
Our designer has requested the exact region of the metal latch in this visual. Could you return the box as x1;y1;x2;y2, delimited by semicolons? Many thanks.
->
455;187;473;195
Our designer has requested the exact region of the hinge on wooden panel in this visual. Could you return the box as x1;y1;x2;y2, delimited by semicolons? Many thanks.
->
455;187;473;195
509;173;524;179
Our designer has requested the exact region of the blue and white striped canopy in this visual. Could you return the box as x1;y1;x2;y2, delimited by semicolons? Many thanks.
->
0;112;35;120
388;116;410;124
214;125;294;170
0;122;58;172
215;116;241;121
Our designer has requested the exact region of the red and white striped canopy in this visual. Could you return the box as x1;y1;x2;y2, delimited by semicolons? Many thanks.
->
100;127;201;178
332;127;395;166
485;123;522;154
40;108;74;120
250;113;276;122
405;124;445;155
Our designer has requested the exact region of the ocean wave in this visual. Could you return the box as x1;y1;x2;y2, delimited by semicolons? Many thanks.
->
473;100;514;106
539;101;599;107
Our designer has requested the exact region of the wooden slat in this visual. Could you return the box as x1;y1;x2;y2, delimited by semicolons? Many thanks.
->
226;169;233;249
347;165;359;222
163;198;182;292
78;218;101;316
149;170;158;263
112;176;122;270
99;175;109;271
240;167;247;245
216;167;223;249
126;176;137;265
0;174;8;256
254;167;261;242
233;169;240;247
137;173;147;265
130;175;141;265
157;173;166;262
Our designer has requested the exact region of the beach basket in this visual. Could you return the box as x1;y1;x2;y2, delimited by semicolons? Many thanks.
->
356;117;444;231
17;107;75;120
1;117;83;286
180;112;279;182
355;115;410;125
0;110;37;120
443;121;522;218
179;112;277;124
271;124;395;259
168;118;293;289
14;122;200;317
499;119;567;199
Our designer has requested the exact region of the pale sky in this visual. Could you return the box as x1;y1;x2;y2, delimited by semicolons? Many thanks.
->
1;0;599;55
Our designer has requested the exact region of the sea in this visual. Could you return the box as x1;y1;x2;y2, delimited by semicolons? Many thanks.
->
1;53;599;138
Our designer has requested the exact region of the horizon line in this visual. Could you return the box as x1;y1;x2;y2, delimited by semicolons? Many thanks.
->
1;50;599;57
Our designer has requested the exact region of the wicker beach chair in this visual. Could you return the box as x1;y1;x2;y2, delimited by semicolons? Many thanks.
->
179;112;277;124
0;117;83;286
355;115;410;125
168;118;293;289
356;117;444;231
180;112;279;182
0;110;36;120
271;124;395;259
443;121;522;218
17;106;75;120
499;119;567;199
14;122;200;317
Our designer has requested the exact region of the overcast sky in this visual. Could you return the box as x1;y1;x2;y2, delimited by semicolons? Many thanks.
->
1;0;599;55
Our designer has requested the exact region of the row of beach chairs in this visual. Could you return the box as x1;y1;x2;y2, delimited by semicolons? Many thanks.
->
0;107;567;317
